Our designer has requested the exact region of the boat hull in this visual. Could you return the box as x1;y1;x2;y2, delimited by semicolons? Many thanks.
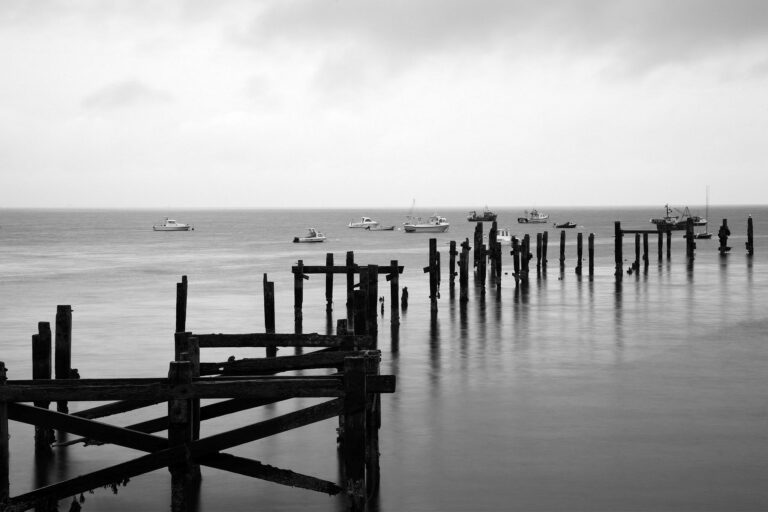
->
153;226;191;231
403;224;449;233
517;218;548;224
293;237;325;243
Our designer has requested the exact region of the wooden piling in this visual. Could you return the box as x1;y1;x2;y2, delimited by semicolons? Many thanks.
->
575;232;583;275
657;225;664;261
542;231;549;270
477;244;487;292
55;305;73;414
342;357;367;511
666;229;672;260
168;360;194;512
746;216;754;256
614;221;623;280
459;239;470;302
511;237;520;287
634;233;641;272
365;265;379;336
473;223;483;268
686;218;695;266
0;362;8;510
521;235;531;284
294;260;306;334
175;275;188;333
346;251;355;325
263;274;277;357
588;233;595;277
718;219;731;255
489;222;498;277
559;230;566;269
388;260;400;326
325;253;334;314
536;233;542;274
495;241;503;284
33;322;53;450
426;239;439;312
643;232;649;270
449;241;457;292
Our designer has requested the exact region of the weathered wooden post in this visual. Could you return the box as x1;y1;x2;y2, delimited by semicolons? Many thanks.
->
388;260;400;327
343;356;367;511
175;275;188;333
364;353;381;497
366;265;379;336
542;231;549;270
449;241;458;293
325;253;334;314
294;260;308;334
168;360;194;512
718;219;731;255
353;289;367;336
495;241;503;285
477;244;487;293
746;216;754;256
536;233;543;275
175;333;201;481
473;223;483;268
614;221;623;281
489;222;498;277
0;363;7;511
346;251;355;326
55;305;73;414
657;224;664;261
643;232;649;271
33;322;53;450
521;234;531;285
559;230;566;270
263;274;277;357
424;239;439;312
575;232;583;275
511;237;521;287
459;239;470;303
666;229;672;260
686;218;695;266
588;233;595;277
634;233;641;273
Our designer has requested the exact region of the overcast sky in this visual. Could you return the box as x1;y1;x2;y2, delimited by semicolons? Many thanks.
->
1;0;767;208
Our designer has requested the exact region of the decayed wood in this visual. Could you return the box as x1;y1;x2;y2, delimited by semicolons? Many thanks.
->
32;324;53;449
542;230;549;268
195;332;373;348
54;305;73;414
263;274;277;357
200;351;361;376
575;232;583;275
200;453;342;495
294;259;306;334
387;260;400;325
343;357;366;511
588;233;595;277
168;361;194;511
448;241;457;291
614;221;623;280
746;216;754;255
365;265;379;336
175;276;188;333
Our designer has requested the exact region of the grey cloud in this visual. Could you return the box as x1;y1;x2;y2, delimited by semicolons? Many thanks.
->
82;80;172;110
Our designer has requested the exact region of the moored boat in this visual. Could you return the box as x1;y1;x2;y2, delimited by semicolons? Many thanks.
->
517;209;549;223
153;218;193;231
366;225;395;231
554;221;577;229
467;207;497;222
403;214;450;233
650;204;706;230
293;228;326;243
348;216;380;229
495;227;513;243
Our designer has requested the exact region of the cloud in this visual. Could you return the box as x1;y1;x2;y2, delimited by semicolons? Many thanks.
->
82;80;172;110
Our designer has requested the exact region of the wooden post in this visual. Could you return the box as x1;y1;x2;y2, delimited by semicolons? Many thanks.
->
634;232;640;272
477;244;487;293
588;233;595;277
33;322;53;450
718;219;731;255
643;232;649;271
364;353;381;497
346;251;355;325
176;334;201;481
388;260;400;327
449;241;457;292
473;223;483;268
343;357;367;511
263;274;277;357
168;361;194;512
614;221;623;280
657;225;664;262
325;253;334;314
536;233;542;274
294;260;306;334
55;305;73;414
559;230;566;270
459;239;470;302
575;232;583;275
746;216;754;256
366;265;379;336
489;222;498;277
521;234;530;285
666;229;672;260
542;231;549;270
175;275;188;333
495;241;503;284
0;362;9;511
511;237;520;287
426;239;438;312
353;289;367;336
686;218;695;266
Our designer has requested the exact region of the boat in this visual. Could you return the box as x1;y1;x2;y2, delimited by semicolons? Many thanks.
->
293;228;326;243
467;207;497;222
348;216;380;229
554;221;577;229
650;204;707;230
517;209;549;223
495;228;513;243
694;187;713;239
366;225;395;231
403;214;450;233
153;218;193;231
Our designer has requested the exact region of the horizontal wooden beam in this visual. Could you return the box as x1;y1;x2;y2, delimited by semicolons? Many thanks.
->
194;332;373;349
200;351;358;376
200;453;342;495
292;265;403;275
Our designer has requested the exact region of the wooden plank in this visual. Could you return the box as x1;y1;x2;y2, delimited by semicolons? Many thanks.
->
292;265;403;275
194;333;373;349
200;453;342;495
200;351;358;376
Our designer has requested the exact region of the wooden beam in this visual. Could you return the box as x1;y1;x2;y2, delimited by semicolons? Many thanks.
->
292;265;403;275
194;333;373;349
200;351;359;376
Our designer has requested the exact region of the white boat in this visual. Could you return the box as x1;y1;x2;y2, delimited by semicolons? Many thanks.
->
517;209;549;223
348;216;380;229
403;214;450;233
293;228;326;243
496;228;513;243
153;218;193;231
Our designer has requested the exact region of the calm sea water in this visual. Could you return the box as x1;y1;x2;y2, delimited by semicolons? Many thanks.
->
1;206;767;511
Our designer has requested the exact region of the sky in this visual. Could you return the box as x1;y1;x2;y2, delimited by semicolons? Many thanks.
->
1;0;767;209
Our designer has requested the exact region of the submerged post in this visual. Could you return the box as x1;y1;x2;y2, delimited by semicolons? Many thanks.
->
746;216;754;256
449;241;457;292
575;232;583;276
521;235;531;285
366;265;379;336
459;239;470;302
686;218;695;266
511;237;520;287
536;233;543;275
614;221;623;281
634;232;641;273
542;231;549;271
559;230;566;270
426;238;438;312
666;229;672;260
55;304;73;413
718;219;731;255
588;233;595;277
657;225;664;262
175;275;188;333
388;260;400;327
643;232;649;271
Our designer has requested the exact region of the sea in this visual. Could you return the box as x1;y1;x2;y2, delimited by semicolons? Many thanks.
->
1;206;767;512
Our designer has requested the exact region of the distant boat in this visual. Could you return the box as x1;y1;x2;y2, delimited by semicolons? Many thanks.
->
467;207;497;222
496;227;513;243
348;216;380;229
153;218;193;231
293;228;326;243
694;187;713;239
554;221;577;229
517;209;549;223
650;204;706;230
366;225;395;231
403;214;450;233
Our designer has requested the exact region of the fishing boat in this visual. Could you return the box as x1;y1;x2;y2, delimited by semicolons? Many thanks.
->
403;214;450;233
293;228;326;243
554;221;577;229
650;204;706;230
467;207;497;222
153;218;193;231
517;209;549;223
348;216;380;229
694;187;713;239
